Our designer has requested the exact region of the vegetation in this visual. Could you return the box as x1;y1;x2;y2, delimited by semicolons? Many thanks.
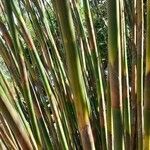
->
0;0;149;149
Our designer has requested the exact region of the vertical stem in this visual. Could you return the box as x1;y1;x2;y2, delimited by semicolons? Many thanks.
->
136;0;144;149
120;0;131;148
108;0;123;149
144;0;150;149
131;0;137;148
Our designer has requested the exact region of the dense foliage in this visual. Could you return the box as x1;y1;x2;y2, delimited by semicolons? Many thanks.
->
0;0;150;150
